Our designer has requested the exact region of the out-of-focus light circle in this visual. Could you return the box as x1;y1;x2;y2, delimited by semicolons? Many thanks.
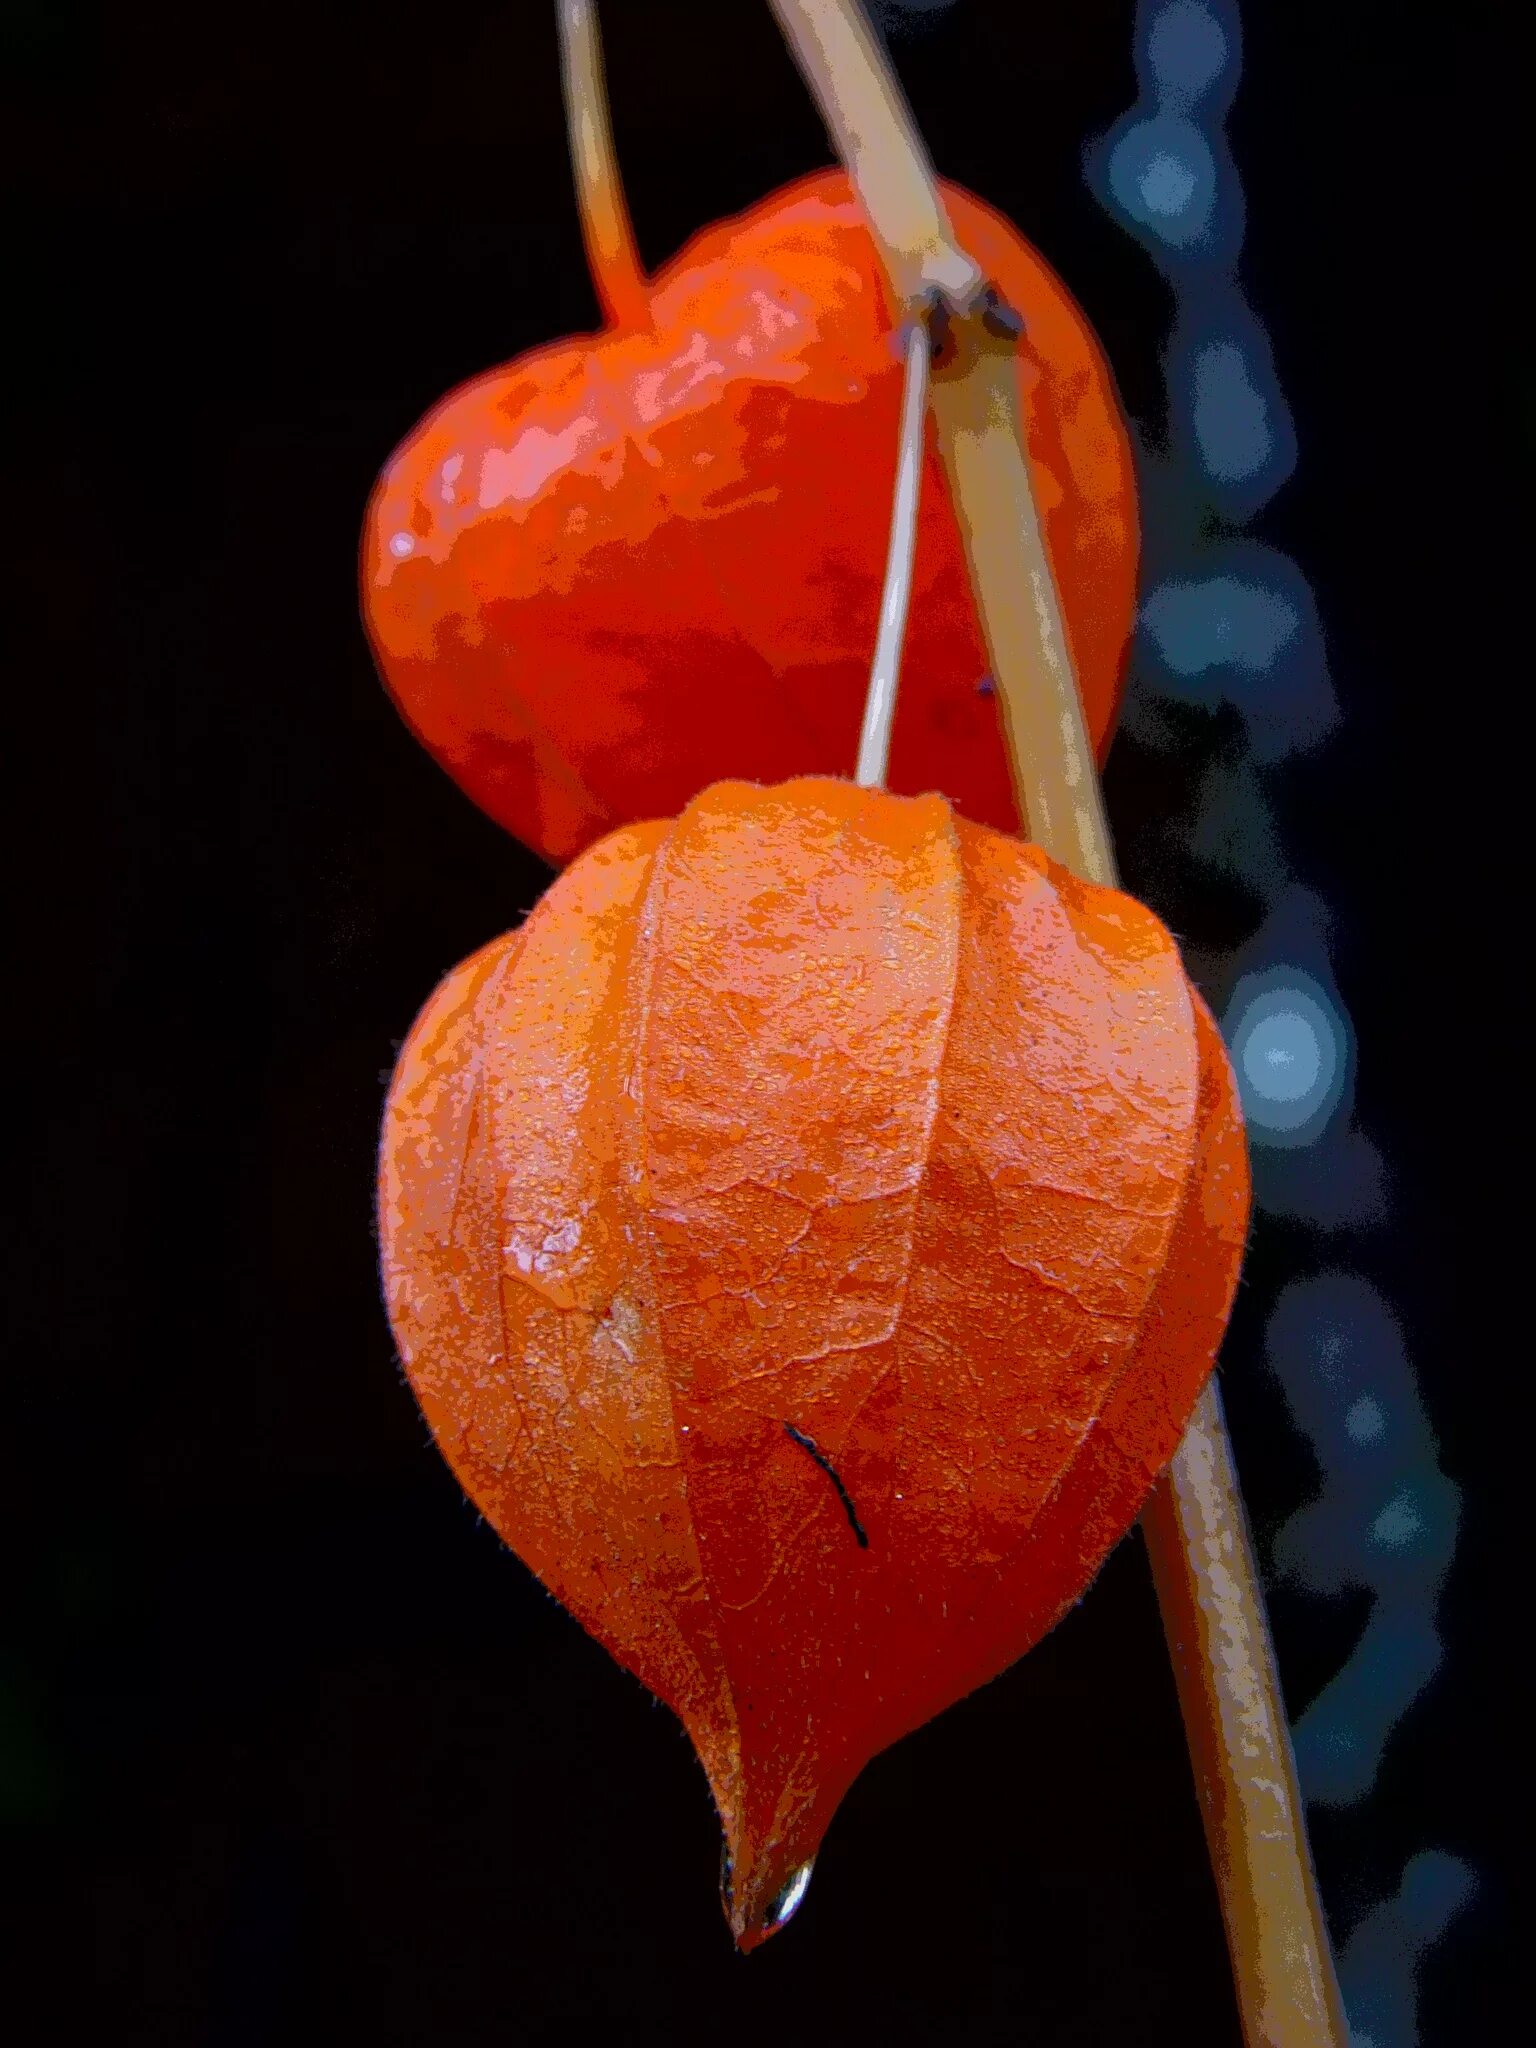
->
1144;1;1230;106
1142;574;1299;681
1106;115;1217;247
1346;1396;1386;1444
1242;1005;1322;1102
1224;969;1348;1144
1193;340;1271;480
1140;150;1197;215
1370;1491;1424;1551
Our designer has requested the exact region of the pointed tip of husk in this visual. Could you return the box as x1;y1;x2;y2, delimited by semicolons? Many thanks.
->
720;1835;818;1954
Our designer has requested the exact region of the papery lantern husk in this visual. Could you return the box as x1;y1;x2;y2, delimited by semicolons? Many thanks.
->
379;777;1250;1947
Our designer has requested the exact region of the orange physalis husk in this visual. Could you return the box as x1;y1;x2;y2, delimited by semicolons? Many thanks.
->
379;776;1250;1948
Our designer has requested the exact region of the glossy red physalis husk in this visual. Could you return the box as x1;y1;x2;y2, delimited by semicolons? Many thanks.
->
378;776;1250;1947
361;172;1138;866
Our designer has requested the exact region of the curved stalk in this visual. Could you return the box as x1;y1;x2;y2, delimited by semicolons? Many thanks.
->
854;321;930;789
557;0;650;330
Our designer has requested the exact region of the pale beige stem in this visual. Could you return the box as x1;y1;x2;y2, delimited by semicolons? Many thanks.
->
557;0;650;329
1143;1381;1347;2045
770;0;981;307
925;335;1111;866
769;5;1347;2041
855;322;931;789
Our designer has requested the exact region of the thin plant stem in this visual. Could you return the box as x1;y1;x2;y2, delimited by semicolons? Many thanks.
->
768;4;1347;2040
557;0;651;330
855;322;930;789
770;0;980;308
925;332;1111;867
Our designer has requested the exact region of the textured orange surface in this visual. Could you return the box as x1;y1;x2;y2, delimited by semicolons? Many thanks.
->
378;779;1248;1945
361;173;1138;865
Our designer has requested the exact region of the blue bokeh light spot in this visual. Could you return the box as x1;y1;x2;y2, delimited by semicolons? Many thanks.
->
1398;1852;1477;1944
1138;555;1333;761
1140;149;1198;215
1346;1396;1386;1444
1093;5;1471;2023
1370;1492;1425;1551
1225;970;1348;1144
1291;1607;1445;1806
1142;574;1300;681
1242;1005;1323;1103
1193;339;1272;479
1107;115;1217;245
1167;309;1298;513
1338;1852;1477;2046
1144;0;1232;106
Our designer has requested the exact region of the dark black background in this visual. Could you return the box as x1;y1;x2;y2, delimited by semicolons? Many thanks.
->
4;1;1506;2041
